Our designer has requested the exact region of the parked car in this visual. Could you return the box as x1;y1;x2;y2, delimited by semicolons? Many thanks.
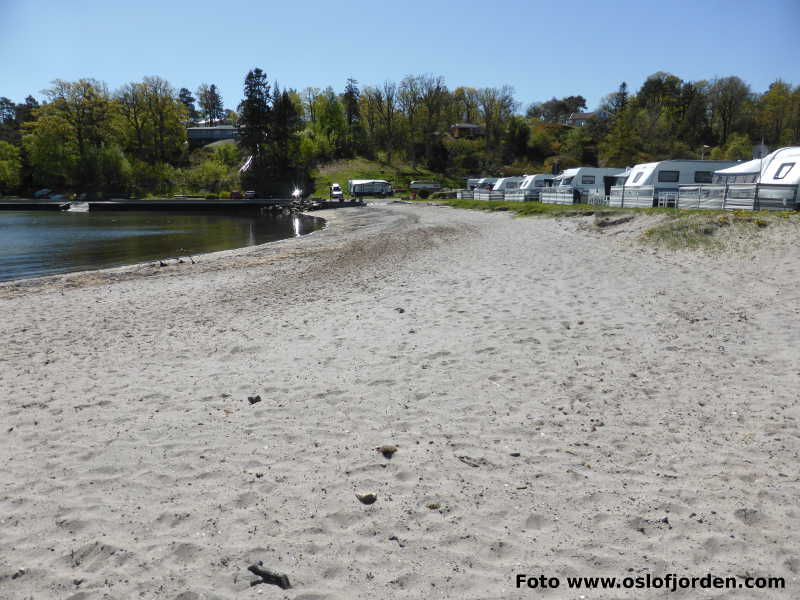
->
330;183;344;200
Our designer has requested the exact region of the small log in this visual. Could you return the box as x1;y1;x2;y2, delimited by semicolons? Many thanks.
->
247;562;291;589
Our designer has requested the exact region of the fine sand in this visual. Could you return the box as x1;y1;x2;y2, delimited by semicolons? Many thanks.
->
1;202;799;599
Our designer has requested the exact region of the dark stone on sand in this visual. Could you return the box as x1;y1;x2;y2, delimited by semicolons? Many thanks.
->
247;395;262;405
378;444;398;459
247;562;291;589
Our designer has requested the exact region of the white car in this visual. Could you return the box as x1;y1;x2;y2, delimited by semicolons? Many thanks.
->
330;183;344;200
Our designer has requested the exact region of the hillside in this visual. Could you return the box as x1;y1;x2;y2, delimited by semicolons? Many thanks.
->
310;158;460;198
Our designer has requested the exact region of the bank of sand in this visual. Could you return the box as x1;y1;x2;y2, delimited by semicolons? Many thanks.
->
1;202;799;599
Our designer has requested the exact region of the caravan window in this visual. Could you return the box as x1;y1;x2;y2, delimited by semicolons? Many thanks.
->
632;172;643;183
563;177;574;185
694;171;713;183
581;175;595;184
775;162;795;180
658;170;680;183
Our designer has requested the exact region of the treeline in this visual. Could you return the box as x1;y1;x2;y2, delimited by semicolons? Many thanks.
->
0;78;242;196
1;70;799;197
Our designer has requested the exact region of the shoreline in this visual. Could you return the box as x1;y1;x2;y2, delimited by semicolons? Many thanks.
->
0;209;336;297
1;202;798;599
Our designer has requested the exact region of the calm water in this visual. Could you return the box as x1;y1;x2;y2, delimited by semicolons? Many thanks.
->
0;209;324;282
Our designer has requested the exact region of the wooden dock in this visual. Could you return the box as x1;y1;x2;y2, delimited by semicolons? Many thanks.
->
0;198;366;212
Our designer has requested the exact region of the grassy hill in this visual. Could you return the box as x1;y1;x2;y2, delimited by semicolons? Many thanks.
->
309;158;460;198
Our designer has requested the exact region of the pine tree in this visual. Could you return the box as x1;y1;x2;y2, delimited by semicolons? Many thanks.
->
178;88;198;123
238;69;271;158
197;83;224;126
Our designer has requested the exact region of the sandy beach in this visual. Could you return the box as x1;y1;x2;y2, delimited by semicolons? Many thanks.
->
1;202;799;599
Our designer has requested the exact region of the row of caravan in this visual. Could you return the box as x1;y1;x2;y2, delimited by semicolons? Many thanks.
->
610;148;800;209
464;148;800;210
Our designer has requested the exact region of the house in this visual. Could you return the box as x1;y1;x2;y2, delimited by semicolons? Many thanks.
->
565;110;610;127
450;123;483;138
186;125;238;145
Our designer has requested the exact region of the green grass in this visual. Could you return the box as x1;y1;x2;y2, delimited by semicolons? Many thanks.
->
309;157;460;198
641;210;787;250
414;198;610;217
420;198;799;250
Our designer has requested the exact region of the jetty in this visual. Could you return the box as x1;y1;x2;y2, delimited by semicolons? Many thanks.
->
0;198;366;212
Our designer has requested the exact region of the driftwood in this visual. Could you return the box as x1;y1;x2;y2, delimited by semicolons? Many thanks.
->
247;562;291;589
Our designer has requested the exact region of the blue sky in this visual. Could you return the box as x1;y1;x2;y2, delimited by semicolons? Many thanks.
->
1;0;798;111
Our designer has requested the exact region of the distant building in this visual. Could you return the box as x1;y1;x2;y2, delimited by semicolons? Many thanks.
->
565;110;610;127
187;125;238;145
450;123;483;138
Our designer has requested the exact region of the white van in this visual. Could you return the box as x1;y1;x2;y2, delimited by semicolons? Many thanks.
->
348;179;393;197
330;182;344;200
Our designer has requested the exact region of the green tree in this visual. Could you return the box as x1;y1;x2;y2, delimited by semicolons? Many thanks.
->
22;111;78;188
178;87;199;123
341;78;364;156
116;77;187;166
237;68;272;192
314;87;346;157
477;85;516;160
709;76;752;144
709;133;751;160
197;83;224;125
599;105;642;166
503;115;530;163
0;140;21;194
757;80;793;146
269;86;302;174
24;79;116;190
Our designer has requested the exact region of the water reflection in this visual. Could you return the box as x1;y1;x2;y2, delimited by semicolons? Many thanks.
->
0;210;324;282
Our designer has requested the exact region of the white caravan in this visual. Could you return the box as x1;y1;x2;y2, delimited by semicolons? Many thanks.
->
713;159;762;184
347;179;393;197
553;167;627;195
625;159;737;189
475;177;498;190
758;147;800;185
613;160;737;207
520;174;555;190
466;178;481;190
514;174;555;200
712;148;800;185
491;177;525;192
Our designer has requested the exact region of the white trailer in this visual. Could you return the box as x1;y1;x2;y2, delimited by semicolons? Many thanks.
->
348;179;393;197
713;159;762;184
758;147;800;185
554;167;626;193
475;177;498;190
491;177;524;192
520;174;555;190
503;174;555;201
545;167;626;204
612;159;737;207
410;180;441;190
466;178;481;190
